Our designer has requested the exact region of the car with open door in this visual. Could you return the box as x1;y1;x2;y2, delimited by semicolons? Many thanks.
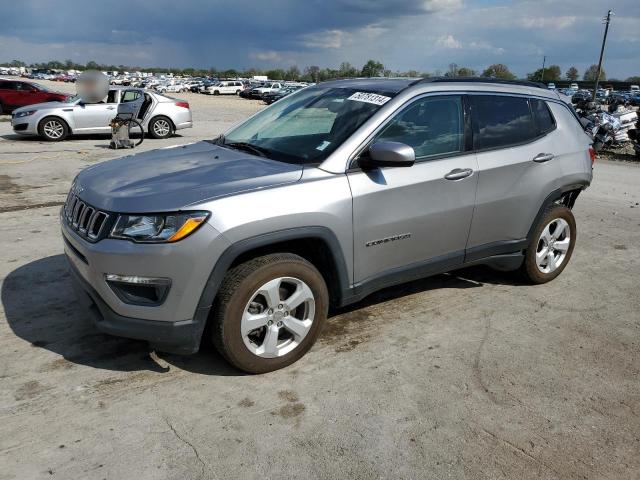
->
10;86;192;141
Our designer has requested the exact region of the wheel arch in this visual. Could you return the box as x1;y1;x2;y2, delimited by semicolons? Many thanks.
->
38;115;72;135
526;183;587;243
148;114;175;133
197;227;351;314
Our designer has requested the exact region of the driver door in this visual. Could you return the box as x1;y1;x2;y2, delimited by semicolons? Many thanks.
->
348;94;478;285
72;89;119;133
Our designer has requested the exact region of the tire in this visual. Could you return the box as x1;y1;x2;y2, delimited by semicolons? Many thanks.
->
38;116;69;141
211;253;329;374
0;102;4;115
236;90;241;95
213;90;220;96
520;204;576;284
148;116;173;139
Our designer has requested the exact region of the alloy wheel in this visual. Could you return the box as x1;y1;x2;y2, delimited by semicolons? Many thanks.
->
43;120;64;139
241;276;315;358
153;119;171;137
535;218;571;274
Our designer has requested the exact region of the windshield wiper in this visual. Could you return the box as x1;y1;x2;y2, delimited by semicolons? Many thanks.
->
222;141;271;158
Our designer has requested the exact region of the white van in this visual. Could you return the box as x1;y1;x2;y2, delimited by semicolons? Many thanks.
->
206;81;244;95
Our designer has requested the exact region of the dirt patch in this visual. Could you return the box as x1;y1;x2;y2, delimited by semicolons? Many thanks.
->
238;397;255;408
0;175;23;194
613;244;627;250
272;403;305;418
39;358;74;372
14;380;49;401
278;390;299;403
0;201;65;213
321;309;370;343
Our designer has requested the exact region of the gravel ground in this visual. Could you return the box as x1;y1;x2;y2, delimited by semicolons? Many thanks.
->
0;79;639;480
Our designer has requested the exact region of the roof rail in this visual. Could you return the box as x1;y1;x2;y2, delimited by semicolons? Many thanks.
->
409;77;547;89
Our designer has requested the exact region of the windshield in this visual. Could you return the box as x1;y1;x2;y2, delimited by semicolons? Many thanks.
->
221;86;395;164
63;94;81;103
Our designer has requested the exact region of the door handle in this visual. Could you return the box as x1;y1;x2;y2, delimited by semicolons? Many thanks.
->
444;168;473;180
533;153;554;163
106;106;115;110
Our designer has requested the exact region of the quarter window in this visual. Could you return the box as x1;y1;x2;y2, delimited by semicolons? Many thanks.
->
470;95;537;150
374;96;464;159
531;98;556;135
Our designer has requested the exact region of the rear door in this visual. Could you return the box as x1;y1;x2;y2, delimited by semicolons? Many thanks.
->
349;94;478;284
465;94;558;259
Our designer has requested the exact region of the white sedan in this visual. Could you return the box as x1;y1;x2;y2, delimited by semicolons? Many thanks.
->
11;86;192;141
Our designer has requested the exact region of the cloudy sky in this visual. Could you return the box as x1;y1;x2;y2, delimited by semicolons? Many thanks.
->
1;0;639;78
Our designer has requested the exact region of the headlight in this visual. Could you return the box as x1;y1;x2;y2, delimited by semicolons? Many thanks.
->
110;211;209;243
14;110;36;118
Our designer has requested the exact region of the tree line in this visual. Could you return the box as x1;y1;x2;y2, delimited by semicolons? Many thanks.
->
2;58;639;84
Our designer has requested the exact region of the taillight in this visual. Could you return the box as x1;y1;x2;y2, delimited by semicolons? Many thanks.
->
589;146;596;165
175;101;189;109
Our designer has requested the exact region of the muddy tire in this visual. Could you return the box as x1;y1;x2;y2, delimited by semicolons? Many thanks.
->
211;253;329;374
520;204;576;284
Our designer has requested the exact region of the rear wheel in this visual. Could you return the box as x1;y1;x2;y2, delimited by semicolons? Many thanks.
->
148;116;173;139
38;116;68;141
520;204;576;284
211;253;329;374
0;102;4;115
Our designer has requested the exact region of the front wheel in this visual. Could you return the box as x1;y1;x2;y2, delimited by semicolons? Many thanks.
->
520;204;576;284
211;253;329;374
38;116;69;141
148;116;173;139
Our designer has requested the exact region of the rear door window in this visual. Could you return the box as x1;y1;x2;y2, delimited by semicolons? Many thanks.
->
530;98;556;135
470;95;538;150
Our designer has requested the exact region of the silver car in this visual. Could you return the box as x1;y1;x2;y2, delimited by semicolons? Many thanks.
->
62;78;593;373
11;86;192;141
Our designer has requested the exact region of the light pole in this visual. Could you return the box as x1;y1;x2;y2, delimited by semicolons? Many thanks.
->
540;55;546;83
593;10;612;101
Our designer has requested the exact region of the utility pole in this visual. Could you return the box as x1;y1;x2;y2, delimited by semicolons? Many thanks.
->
593;9;612;101
540;55;546;82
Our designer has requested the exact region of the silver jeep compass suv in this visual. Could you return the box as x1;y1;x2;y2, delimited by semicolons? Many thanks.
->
62;78;594;373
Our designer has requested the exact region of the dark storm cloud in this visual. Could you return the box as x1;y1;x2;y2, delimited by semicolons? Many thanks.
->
1;0;639;78
0;0;437;48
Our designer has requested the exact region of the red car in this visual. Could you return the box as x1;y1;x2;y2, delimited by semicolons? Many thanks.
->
0;80;68;114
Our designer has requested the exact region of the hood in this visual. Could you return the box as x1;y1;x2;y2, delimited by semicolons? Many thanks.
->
14;101;65;113
74;141;303;213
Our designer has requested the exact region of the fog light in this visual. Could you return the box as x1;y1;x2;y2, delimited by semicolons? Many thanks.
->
105;274;171;306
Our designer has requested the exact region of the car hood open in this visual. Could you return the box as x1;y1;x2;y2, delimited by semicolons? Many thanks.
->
74;141;303;213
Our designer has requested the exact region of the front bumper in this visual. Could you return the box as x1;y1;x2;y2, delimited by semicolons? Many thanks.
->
61;209;231;353
11;115;39;135
68;259;207;354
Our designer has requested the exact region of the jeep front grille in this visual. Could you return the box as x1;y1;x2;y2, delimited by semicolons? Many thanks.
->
63;192;110;241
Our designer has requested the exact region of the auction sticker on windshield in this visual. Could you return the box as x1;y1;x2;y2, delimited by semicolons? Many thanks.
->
347;92;391;106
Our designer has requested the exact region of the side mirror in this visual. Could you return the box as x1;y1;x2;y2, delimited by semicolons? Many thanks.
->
359;141;415;169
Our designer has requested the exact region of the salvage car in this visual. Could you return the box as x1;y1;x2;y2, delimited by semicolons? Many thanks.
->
11;86;192;141
62;78;593;373
0;79;69;114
